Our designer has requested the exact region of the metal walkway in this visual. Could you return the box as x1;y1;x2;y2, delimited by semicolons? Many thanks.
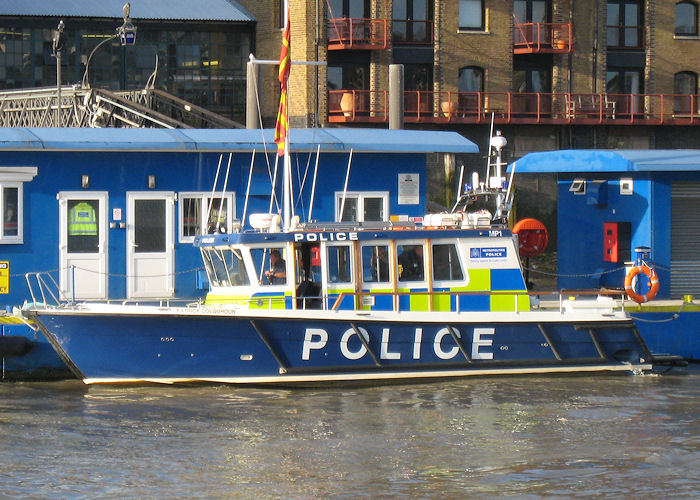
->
0;86;243;129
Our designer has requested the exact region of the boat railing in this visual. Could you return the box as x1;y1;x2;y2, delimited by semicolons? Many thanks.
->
325;289;627;314
24;269;202;309
24;271;61;308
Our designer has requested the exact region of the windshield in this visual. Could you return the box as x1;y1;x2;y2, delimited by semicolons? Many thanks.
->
201;248;250;287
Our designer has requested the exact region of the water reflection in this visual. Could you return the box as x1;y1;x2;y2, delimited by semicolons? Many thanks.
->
0;369;698;498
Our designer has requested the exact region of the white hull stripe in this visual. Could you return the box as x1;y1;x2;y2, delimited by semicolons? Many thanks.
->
83;363;652;385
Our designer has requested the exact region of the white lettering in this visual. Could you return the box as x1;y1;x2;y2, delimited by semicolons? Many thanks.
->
336;233;347;241
302;328;328;360
413;328;423;359
434;327;460;360
380;328;401;360
349;232;358;240
294;234;304;241
472;328;494;360
340;327;369;360
307;233;318;242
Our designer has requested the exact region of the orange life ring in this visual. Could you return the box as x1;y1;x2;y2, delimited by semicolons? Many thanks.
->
624;265;659;303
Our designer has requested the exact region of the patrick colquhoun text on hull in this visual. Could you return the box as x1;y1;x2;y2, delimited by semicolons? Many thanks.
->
20;129;655;385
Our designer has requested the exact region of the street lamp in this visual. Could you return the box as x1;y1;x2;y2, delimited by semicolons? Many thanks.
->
53;20;66;125
81;2;137;88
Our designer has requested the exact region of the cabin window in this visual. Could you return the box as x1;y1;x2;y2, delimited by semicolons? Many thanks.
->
1;184;20;243
327;245;352;283
335;191;389;222
398;244;425;281
179;192;236;243
201;248;249;287
362;245;390;283
0;167;36;244
433;244;464;281
251;247;287;285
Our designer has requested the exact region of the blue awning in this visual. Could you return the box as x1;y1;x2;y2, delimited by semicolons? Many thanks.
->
0;0;254;22
0;128;479;155
508;149;700;173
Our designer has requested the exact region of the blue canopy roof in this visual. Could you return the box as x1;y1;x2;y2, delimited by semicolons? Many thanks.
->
508;149;700;173
0;128;479;154
0;0;254;22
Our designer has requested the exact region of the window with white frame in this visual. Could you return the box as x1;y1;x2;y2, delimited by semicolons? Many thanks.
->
335;191;389;222
179;192;236;242
0;167;37;244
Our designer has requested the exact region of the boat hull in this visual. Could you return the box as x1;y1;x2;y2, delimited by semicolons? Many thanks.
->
25;305;653;385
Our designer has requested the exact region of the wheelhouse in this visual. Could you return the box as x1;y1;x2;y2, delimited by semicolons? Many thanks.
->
195;224;530;313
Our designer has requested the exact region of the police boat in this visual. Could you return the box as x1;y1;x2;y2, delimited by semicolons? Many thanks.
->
20;132;654;385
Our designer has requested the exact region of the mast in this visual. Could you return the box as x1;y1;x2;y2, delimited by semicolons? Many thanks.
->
248;0;325;230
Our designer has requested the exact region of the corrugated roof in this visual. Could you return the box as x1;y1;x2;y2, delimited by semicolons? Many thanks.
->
0;0;254;22
0;128;479;154
509;150;700;173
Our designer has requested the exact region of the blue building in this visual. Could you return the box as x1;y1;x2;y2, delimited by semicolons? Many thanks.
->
0;127;478;378
512;149;700;360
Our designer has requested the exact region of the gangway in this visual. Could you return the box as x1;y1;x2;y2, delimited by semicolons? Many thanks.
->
0;86;243;129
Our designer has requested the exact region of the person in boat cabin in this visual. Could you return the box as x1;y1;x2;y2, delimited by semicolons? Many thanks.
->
371;246;390;282
398;244;424;281
265;249;287;284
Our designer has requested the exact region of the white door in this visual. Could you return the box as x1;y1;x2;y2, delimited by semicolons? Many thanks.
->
59;192;108;300
127;192;175;299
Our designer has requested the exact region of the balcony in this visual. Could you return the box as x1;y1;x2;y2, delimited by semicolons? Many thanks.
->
328;90;700;126
327;18;389;50
513;22;573;54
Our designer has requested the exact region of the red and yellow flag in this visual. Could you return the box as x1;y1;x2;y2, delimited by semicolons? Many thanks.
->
274;1;291;156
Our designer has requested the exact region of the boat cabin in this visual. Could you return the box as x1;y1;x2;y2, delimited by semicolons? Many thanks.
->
196;224;530;313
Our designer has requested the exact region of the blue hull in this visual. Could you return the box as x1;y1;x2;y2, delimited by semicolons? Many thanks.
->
29;309;653;384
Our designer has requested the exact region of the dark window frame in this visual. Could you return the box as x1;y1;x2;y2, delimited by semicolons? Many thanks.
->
675;1;699;36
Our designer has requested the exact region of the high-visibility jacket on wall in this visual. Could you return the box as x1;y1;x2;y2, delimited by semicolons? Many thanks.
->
68;202;98;236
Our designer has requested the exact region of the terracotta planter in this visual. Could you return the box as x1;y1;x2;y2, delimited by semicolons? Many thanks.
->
340;92;354;117
441;101;456;117
555;39;567;50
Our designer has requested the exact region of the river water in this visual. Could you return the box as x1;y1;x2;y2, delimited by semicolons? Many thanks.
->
1;368;698;499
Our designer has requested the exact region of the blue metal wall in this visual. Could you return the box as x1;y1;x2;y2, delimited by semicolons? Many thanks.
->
556;172;700;297
1;149;427;309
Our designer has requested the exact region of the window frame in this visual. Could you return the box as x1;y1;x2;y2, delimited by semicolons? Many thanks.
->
178;192;236;243
675;1;699;37
0;167;37;245
334;191;389;223
459;0;485;31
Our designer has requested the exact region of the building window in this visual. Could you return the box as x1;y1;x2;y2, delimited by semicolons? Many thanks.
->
393;0;434;44
179;192;236;242
335;192;389;222
607;0;643;48
674;71;698;114
459;0;485;30
0;167;36;244
676;2;698;36
459;66;484;92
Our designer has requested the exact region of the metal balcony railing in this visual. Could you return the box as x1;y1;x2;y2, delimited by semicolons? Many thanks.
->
327;18;389;50
513;22;573;53
0;86;242;128
328;90;700;126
